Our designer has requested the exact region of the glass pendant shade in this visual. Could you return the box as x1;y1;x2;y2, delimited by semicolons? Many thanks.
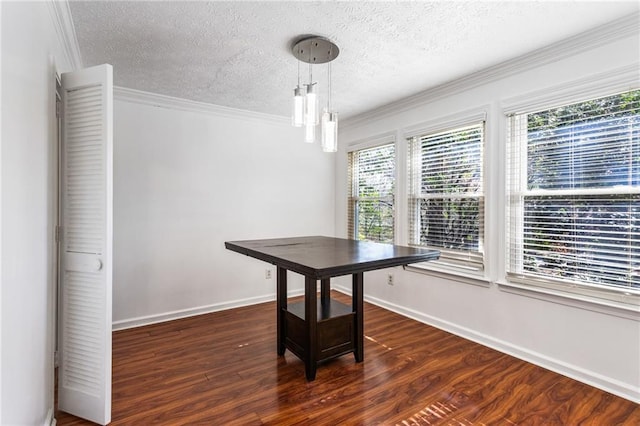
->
292;86;305;127
321;109;338;152
304;83;319;126
304;122;315;143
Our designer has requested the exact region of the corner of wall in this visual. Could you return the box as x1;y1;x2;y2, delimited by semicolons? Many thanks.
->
46;0;82;71
44;408;55;426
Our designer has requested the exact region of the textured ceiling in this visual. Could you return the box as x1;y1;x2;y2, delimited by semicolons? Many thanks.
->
69;1;639;120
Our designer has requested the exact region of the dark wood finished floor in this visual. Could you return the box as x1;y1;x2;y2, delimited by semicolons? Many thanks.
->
56;291;640;425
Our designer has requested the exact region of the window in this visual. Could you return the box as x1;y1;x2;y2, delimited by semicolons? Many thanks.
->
506;90;639;304
348;143;395;242
408;122;485;271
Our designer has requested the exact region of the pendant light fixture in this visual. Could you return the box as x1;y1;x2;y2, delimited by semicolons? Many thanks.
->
292;58;305;127
304;67;318;143
305;63;319;129
291;36;339;150
321;62;338;152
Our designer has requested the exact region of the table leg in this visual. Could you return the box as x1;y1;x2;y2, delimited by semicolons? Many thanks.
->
353;272;364;362
277;266;287;356
305;276;318;381
320;278;330;307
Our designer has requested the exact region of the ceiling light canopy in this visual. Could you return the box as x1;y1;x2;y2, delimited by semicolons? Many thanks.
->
291;36;339;152
292;36;340;64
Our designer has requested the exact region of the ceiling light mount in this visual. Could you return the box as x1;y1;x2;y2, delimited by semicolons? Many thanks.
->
292;36;339;64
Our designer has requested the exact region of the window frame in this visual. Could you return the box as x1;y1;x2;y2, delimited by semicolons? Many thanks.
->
403;108;488;278
501;67;640;311
347;134;396;243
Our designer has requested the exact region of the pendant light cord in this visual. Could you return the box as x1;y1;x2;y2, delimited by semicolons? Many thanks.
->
308;41;313;86
297;49;300;87
328;61;332;110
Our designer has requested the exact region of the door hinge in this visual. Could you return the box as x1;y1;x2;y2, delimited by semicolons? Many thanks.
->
54;350;59;368
55;225;62;243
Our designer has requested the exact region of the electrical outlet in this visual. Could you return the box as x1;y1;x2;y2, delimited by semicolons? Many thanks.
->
265;269;272;279
387;273;394;286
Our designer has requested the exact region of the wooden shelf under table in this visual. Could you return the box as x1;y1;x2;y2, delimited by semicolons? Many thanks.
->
284;298;356;364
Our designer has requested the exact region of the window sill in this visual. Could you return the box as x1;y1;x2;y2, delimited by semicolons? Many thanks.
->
405;262;491;288
497;279;640;321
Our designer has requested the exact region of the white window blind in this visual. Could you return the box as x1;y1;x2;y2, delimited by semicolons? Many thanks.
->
348;143;395;243
506;90;640;304
408;123;484;271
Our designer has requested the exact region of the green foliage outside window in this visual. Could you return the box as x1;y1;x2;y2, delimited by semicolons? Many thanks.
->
350;144;395;243
522;90;640;289
412;124;483;253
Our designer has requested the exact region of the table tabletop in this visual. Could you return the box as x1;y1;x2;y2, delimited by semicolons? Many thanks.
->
225;236;440;279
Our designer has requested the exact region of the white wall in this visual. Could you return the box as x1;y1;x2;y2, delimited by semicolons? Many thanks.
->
336;22;640;402
1;1;73;424
0;2;635;422
112;96;335;326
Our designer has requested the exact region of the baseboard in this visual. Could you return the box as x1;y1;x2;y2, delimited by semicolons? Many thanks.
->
112;289;304;331
333;285;639;404
44;407;56;426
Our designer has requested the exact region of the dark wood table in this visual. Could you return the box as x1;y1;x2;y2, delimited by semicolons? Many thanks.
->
224;236;440;380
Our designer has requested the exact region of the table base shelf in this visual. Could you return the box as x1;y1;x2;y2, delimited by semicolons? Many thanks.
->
284;299;356;365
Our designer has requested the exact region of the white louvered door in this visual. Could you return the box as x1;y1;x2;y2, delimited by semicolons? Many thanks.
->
58;64;113;425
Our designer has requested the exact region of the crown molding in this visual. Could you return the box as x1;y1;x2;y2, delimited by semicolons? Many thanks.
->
501;63;640;114
402;105;489;140
344;130;396;151
114;86;290;125
47;0;83;70
342;12;640;130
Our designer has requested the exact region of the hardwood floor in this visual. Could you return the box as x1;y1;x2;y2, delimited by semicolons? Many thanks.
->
56;291;640;425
